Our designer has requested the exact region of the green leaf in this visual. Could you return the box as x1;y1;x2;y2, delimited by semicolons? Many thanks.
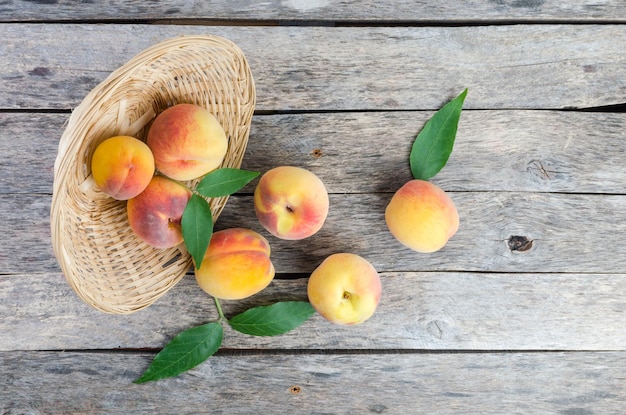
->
134;322;223;384
228;301;316;336
196;168;259;198
182;194;213;269
410;88;467;180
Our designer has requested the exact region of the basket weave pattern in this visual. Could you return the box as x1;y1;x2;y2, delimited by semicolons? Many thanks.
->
51;35;256;314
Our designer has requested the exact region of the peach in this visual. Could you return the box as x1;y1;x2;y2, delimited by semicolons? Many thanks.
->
385;179;459;253
147;103;228;181
127;175;191;249
194;228;275;300
90;135;155;200
254;166;329;240
307;253;381;325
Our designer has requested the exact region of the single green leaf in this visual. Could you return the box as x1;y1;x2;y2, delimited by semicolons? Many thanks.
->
182;194;213;269
134;322;223;384
410;88;467;180
196;168;259;197
228;301;316;336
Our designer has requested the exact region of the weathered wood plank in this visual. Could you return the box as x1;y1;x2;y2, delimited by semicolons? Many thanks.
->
2;271;626;351
245;110;626;194
4;111;625;195
2;24;625;110
214;191;626;274
0;194;56;273
2;351;625;414
2;0;626;22
2;191;625;275
0;113;60;194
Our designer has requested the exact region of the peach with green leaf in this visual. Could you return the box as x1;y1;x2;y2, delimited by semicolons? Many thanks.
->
385;89;467;253
194;228;275;300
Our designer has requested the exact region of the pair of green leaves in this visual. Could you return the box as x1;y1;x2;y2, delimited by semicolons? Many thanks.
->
181;168;259;269
410;88;467;180
135;301;315;383
136;166;318;384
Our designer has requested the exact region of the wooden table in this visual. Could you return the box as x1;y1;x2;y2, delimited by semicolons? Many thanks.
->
2;2;626;413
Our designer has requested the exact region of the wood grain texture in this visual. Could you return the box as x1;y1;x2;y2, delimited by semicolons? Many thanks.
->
2;190;625;275
2;271;626;352
2;24;625;111
4;111;626;195
2;350;625;414
2;0;626;22
0;113;61;194
0;194;56;273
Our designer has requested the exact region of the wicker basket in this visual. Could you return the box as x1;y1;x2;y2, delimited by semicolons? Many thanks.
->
50;35;256;314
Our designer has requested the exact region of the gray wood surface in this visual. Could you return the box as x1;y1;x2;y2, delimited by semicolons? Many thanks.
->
3;191;626;275
2;351;625;414
2;272;626;352
2;24;625;111
3;111;625;195
1;4;625;413
3;0;626;22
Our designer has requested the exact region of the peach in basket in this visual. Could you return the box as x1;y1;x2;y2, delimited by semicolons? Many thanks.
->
50;35;256;314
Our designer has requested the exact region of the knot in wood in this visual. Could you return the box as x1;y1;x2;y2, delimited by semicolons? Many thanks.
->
526;159;561;181
508;235;533;252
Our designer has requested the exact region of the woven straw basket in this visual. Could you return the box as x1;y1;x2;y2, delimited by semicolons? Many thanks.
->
50;35;256;314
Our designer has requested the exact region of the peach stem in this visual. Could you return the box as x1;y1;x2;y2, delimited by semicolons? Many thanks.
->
214;297;226;322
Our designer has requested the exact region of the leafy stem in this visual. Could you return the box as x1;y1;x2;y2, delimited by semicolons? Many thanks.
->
135;300;316;383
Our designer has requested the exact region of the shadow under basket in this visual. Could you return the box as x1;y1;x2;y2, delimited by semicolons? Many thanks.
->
50;35;256;314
